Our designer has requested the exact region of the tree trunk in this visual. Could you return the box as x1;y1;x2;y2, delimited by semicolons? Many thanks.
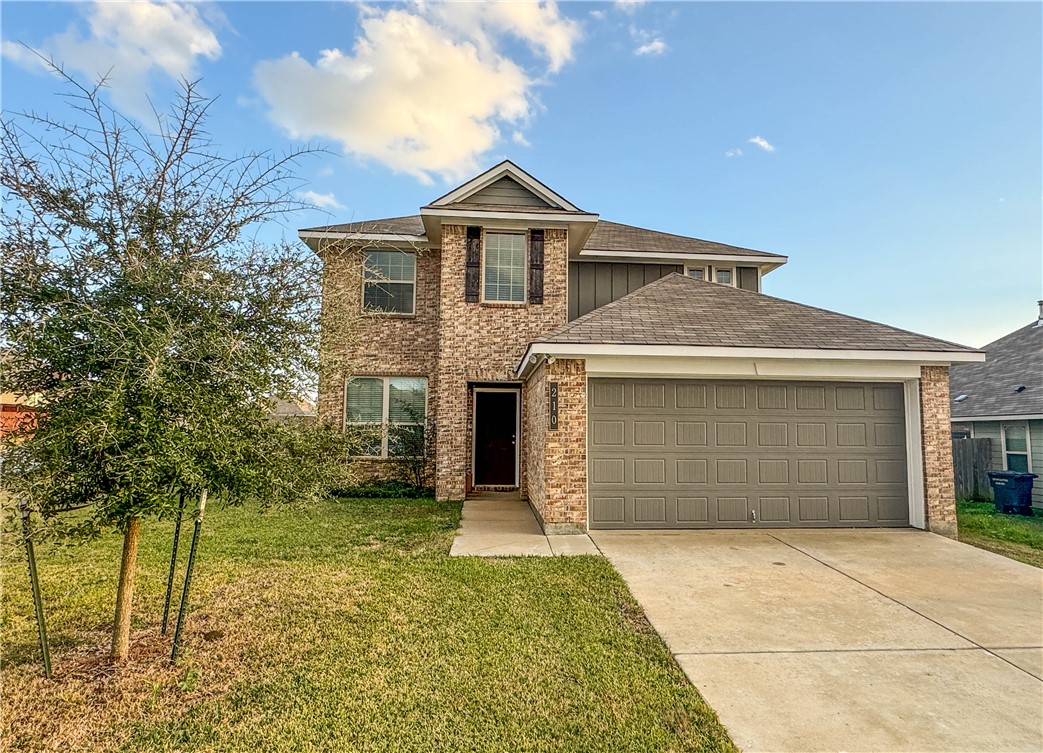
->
110;517;140;663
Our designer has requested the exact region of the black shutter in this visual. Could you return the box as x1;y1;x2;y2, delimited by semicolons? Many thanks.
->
528;229;545;304
465;226;481;302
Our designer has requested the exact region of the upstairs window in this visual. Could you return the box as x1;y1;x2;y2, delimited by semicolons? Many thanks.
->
345;376;427;457
363;249;415;314
715;268;734;286
686;267;706;281
1002;423;1031;473
483;232;526;303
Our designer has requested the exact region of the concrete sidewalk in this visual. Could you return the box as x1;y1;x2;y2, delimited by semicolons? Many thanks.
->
450;493;599;557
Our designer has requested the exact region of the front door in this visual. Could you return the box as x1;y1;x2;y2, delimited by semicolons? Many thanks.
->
473;389;519;486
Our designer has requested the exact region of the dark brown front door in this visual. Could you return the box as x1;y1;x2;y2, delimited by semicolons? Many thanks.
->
474;390;518;486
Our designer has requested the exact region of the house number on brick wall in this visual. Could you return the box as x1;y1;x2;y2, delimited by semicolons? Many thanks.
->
549;382;559;431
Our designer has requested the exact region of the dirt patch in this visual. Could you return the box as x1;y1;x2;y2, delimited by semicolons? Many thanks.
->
2;582;287;752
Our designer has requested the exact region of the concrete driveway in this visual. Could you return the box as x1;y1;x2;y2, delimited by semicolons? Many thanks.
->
591;529;1043;753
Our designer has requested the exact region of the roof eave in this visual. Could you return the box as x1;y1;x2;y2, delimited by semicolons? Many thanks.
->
297;229;430;257
418;207;599;253
952;413;1043;422
516;343;985;379
576;248;788;270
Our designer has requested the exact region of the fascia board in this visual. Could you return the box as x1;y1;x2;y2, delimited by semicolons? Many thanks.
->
516;343;985;378
952;414;1043;422
577;249;788;265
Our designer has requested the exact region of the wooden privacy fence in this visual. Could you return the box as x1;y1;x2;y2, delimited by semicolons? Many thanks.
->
953;438;993;501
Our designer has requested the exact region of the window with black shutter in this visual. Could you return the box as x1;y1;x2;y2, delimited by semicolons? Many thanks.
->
528;229;544;304
465;226;481;302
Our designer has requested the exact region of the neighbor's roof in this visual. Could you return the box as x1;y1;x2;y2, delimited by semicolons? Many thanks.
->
950;319;1043;419
300;215;778;259
533;273;978;353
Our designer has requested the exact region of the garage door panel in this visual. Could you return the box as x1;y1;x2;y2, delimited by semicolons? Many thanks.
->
589;379;909;529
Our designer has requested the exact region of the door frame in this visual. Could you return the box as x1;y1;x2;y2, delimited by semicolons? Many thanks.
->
472;386;522;487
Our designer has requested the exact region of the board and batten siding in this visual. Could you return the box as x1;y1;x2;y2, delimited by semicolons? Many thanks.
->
568;261;763;320
460;176;552;208
971;419;1043;508
569;262;683;320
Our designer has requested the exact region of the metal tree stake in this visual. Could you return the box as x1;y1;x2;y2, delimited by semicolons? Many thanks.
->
171;489;207;662
161;491;186;635
19;497;51;678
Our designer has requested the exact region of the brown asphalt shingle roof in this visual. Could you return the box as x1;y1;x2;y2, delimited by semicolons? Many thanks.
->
584;220;779;258
535;273;977;353
301;215;425;235
301;215;779;259
950;320;1043;418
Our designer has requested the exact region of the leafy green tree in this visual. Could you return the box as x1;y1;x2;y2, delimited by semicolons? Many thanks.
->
1;65;354;662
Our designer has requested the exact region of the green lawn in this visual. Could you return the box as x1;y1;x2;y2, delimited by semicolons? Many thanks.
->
957;501;1043;568
1;498;735;753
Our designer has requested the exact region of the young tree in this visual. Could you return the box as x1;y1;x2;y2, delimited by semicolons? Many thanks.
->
1;64;353;662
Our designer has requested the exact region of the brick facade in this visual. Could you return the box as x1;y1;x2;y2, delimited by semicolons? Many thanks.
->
317;245;440;482
920;365;958;538
524;358;588;532
433;225;569;500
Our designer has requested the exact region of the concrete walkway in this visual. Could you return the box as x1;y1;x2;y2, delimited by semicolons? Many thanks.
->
450;493;599;557
592;529;1043;753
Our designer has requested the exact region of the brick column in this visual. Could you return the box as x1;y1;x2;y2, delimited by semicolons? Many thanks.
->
920;365;958;538
524;358;587;533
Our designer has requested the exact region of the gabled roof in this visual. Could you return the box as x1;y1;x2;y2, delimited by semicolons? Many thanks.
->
426;160;585;212
532;273;979;353
950;318;1043;419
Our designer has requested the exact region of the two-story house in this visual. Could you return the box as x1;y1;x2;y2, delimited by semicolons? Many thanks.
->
300;161;983;537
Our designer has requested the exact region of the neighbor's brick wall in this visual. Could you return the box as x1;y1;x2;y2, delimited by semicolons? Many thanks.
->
524;358;588;532
317;245;441;482
920;365;958;538
434;225;569;500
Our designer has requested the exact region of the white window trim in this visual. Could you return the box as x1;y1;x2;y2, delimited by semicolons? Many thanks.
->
685;265;708;281
1000;421;1032;472
481;230;527;305
712;265;737;287
344;376;428;458
361;249;418;316
471;387;521;487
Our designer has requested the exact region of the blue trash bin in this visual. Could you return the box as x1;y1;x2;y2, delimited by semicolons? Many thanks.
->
986;471;1038;515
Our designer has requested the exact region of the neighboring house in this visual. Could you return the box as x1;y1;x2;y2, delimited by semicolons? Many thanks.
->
950;305;1043;509
270;397;318;424
0;392;39;440
301;161;982;536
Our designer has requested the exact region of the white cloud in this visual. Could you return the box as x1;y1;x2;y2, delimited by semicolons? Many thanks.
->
725;148;743;158
512;130;531;147
635;38;668;56
589;10;606;20
317;165;335;177
254;4;579;183
628;23;667;57
298;190;344;210
615;0;647;13
748;135;776;152
2;1;222;120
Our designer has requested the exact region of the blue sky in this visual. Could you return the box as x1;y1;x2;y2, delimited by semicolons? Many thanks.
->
3;1;1040;347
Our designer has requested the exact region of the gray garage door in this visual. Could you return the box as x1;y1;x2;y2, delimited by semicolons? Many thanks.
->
588;379;909;529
